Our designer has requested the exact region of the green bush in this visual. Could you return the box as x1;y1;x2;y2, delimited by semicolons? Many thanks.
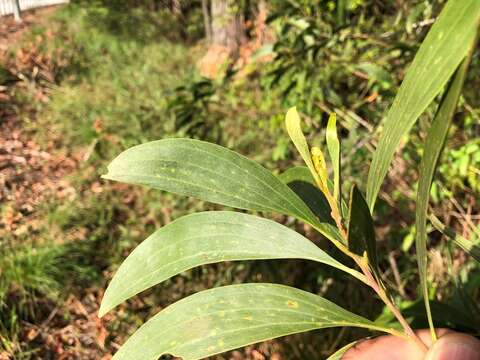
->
99;1;480;358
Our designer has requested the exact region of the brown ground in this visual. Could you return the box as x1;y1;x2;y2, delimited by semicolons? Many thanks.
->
0;7;114;360
0;8;287;360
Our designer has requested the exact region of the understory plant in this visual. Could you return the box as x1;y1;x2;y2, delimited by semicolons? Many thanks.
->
98;1;480;359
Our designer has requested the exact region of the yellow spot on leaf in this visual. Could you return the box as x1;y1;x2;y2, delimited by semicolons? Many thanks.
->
286;300;299;309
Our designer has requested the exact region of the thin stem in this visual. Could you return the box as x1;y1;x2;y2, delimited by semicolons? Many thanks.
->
355;258;429;352
324;203;428;350
310;171;429;352
366;325;409;340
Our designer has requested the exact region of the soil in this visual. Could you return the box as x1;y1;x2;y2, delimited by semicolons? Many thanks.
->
0;7;285;359
0;7;113;360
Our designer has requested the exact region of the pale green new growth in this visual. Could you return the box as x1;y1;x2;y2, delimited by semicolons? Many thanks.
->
326;113;341;205
311;146;329;192
285;107;326;192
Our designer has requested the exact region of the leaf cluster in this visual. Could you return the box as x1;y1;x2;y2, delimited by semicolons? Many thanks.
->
99;1;480;359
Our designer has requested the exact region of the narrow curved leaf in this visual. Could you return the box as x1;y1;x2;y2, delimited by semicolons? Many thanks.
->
312;147;329;191
103;138;316;223
99;211;365;316
430;214;480;263
111;283;396;360
103;139;344;245
285;107;325;191
415;50;475;341
326;113;341;204
366;0;480;211
327;340;361;360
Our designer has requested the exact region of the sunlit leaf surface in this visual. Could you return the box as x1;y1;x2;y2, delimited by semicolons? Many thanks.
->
285;107;326;191
366;0;480;211
415;53;475;340
103;138;344;244
99;211;364;316
326;113;341;204
111;284;394;360
103;138;317;224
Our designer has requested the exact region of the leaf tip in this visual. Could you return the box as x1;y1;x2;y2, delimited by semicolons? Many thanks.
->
101;173;118;182
285;106;299;123
328;112;337;126
98;302;109;318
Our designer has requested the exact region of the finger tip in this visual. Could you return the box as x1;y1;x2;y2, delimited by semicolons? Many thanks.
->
426;333;480;360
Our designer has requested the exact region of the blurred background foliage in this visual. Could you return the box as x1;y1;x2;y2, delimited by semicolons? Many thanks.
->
0;0;479;358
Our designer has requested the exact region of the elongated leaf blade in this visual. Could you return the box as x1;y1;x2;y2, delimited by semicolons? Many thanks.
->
430;215;480;263
366;0;480;211
99;211;365;316
347;185;378;270
103;139;345;245
327;340;360;360
312;147;329;191
326;113;341;204
415;51;475;341
285;107;324;190
103;138;316;225
111;283;394;360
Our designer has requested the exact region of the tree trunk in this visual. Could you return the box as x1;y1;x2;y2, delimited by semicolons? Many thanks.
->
171;0;181;17
198;0;247;78
201;0;212;43
210;0;246;57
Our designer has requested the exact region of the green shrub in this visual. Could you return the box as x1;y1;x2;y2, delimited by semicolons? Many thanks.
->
99;2;480;358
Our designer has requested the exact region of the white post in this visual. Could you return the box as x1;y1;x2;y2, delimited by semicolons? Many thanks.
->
13;0;21;22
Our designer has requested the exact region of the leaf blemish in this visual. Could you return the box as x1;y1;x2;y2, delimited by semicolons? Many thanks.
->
286;300;299;309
